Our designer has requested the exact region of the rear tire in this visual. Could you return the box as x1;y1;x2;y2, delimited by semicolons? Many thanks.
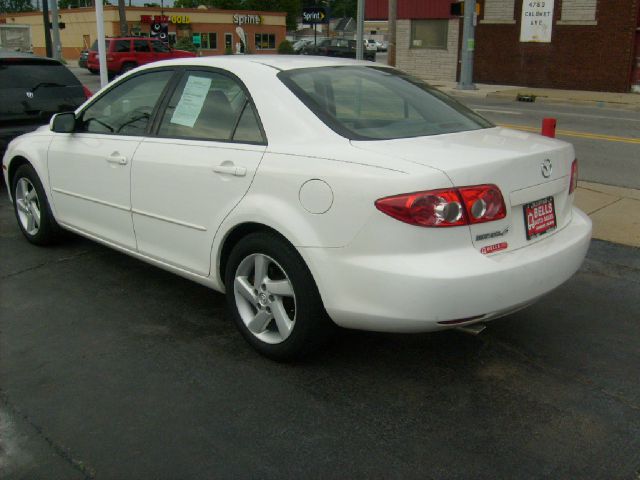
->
11;164;62;246
224;232;334;361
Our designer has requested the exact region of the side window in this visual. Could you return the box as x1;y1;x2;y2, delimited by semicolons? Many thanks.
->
157;71;264;143
80;70;173;135
152;40;170;53
134;40;151;52
114;40;130;52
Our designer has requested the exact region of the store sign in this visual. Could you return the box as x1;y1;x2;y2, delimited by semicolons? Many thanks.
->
302;6;328;24
520;0;554;43
233;14;262;26
140;15;190;25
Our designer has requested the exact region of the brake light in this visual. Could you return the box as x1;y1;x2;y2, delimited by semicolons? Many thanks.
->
569;159;578;194
82;85;92;99
375;184;506;228
458;185;507;224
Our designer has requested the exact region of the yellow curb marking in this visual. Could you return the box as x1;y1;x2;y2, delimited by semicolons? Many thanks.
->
498;124;640;145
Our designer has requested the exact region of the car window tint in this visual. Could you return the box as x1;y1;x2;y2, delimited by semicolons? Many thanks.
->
80;70;173;136
133;40;150;52
233;103;263;143
279;66;493;140
90;39;110;51
114;40;130;52
0;60;80;90
158;71;255;142
152;41;170;53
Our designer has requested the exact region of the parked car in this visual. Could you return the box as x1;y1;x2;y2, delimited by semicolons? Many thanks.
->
87;37;195;76
379;40;388;52
0;50;90;167
292;38;313;54
78;49;88;68
301;39;376;61
2;56;591;360
364;39;378;52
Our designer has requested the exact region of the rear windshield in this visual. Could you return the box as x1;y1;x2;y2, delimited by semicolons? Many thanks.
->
0;60;80;89
278;66;493;140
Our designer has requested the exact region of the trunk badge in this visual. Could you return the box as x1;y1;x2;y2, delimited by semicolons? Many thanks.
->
26;91;34;99
541;159;552;178
476;225;510;242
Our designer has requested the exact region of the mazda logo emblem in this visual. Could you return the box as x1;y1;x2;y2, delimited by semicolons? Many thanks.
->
541;159;552;178
26;91;34;99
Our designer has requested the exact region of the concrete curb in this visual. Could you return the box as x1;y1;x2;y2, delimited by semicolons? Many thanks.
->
575;182;640;248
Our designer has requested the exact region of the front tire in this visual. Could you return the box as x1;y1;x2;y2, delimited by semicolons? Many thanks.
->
11;164;62;245
225;232;334;361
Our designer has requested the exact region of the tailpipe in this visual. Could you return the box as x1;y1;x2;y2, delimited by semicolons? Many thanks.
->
455;323;487;335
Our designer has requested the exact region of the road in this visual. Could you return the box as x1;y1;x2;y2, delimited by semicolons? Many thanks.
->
1;192;640;478
449;95;640;190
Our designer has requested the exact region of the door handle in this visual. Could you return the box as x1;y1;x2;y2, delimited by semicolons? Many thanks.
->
106;154;128;165
213;164;246;177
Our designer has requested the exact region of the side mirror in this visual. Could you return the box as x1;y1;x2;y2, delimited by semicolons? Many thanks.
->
51;112;77;133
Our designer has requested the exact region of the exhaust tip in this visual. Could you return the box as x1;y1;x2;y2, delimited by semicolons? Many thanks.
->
455;323;487;336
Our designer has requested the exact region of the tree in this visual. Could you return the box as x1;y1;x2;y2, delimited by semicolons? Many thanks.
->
0;0;35;12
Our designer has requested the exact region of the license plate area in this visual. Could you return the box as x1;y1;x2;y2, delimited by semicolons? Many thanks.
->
523;196;557;240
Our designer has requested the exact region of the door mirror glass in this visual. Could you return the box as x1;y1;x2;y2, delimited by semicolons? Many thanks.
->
51;112;77;133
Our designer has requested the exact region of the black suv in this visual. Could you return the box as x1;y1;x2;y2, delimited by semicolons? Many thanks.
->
301;39;376;61
0;51;89;162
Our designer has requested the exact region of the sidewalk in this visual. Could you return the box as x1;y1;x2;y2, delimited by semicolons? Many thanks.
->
575;182;640;248
431;80;640;110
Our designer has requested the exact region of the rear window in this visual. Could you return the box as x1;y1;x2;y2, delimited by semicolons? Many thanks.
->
278;66;493;141
0;60;80;89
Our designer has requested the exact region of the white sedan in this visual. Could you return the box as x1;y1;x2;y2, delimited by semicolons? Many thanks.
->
2;56;591;360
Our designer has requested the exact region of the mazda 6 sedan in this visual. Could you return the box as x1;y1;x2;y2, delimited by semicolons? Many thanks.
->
2;56;592;360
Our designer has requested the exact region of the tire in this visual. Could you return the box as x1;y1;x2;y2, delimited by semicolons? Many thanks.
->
89;68;98;74
11;164;62;246
225;232;335;361
120;62;136;74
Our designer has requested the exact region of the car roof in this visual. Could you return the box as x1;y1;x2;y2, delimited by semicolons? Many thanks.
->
146;54;388;72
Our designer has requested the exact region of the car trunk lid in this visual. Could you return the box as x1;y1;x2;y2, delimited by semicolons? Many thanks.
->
351;127;575;253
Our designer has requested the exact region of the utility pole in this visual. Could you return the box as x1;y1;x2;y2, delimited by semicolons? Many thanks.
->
117;0;127;36
41;0;53;57
355;0;364;60
388;0;396;66
50;0;62;61
95;0;108;88
457;0;477;90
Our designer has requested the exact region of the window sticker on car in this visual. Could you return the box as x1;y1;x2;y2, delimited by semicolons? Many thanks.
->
171;75;212;128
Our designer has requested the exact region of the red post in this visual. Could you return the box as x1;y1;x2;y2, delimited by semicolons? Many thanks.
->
541;118;557;138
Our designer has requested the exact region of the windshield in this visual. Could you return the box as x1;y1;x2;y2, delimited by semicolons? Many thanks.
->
0;59;80;90
278;66;493;140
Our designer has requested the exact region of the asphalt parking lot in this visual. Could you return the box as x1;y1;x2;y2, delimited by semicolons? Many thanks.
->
1;184;640;479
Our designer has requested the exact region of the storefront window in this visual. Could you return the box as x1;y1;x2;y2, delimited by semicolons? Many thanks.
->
195;33;217;50
255;33;276;50
410;20;448;49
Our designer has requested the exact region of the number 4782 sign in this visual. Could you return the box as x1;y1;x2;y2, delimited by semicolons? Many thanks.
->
520;0;554;43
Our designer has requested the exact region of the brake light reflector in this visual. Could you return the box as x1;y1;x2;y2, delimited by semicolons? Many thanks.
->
569;159;578;194
375;184;506;228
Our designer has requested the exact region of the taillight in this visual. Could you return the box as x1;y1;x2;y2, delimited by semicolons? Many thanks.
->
458;185;507;224
82;85;92;99
569;159;578;194
375;184;506;228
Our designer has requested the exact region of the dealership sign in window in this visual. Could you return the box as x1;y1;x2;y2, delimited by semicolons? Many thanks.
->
520;0;554;43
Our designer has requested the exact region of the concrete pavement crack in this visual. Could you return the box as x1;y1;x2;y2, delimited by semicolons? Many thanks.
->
0;250;98;280
0;390;95;480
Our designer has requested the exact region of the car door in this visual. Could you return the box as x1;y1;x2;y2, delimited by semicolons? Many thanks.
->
130;68;267;275
47;69;176;249
151;40;172;61
133;39;155;66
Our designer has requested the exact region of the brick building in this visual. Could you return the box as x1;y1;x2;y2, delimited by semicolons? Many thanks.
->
366;0;640;92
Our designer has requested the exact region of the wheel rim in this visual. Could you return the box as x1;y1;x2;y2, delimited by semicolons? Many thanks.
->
233;253;297;344
15;177;41;236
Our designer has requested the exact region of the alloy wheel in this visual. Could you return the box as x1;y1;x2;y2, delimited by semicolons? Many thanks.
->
233;253;297;344
15;177;41;236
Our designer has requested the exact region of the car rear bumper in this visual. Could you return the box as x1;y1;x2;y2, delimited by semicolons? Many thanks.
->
302;207;592;332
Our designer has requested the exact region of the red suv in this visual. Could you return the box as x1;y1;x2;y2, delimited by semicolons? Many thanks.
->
87;37;196;75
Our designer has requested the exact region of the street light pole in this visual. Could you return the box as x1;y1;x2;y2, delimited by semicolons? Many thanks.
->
388;0;396;66
50;0;62;61
355;0;364;60
95;0;108;88
457;0;477;90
